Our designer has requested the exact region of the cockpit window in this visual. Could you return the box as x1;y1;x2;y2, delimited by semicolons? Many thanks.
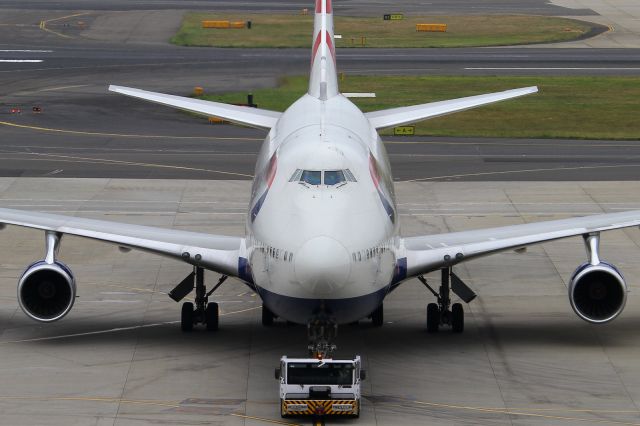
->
324;170;346;186
291;169;357;186
343;169;357;182
289;169;303;182
301;170;322;185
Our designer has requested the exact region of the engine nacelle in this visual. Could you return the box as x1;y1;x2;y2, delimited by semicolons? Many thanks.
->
569;262;627;324
17;260;76;322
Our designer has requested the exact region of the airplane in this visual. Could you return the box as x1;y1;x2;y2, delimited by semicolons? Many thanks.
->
3;0;638;354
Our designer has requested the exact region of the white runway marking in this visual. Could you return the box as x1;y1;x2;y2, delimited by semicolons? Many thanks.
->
1;306;260;344
0;50;52;53
466;67;640;71
40;84;89;92
0;59;43;63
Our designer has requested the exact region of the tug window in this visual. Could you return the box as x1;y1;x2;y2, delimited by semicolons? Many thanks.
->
324;170;346;186
301;170;322;185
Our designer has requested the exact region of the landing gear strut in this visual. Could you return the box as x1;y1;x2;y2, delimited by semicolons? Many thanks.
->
419;268;475;333
262;304;276;326
307;316;337;358
169;266;227;332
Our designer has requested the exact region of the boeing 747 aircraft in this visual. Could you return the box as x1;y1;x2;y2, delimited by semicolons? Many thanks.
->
3;1;638;353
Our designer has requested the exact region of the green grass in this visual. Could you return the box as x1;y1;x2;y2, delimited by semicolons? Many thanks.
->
200;75;640;140
171;13;602;48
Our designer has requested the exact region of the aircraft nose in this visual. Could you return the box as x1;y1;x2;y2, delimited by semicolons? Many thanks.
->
294;236;352;296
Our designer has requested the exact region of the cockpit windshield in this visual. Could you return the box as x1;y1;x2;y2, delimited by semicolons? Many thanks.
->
323;170;346;186
290;169;356;186
300;170;322;185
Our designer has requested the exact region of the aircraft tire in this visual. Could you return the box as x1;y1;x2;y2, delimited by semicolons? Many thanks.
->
452;303;464;333
426;303;439;333
206;302;219;331
181;302;194;332
371;304;383;327
262;304;274;326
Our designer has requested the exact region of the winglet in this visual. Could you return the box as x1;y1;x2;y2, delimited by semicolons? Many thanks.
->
109;85;281;130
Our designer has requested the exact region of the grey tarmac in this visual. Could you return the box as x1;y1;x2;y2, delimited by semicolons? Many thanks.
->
1;1;640;425
1;179;640;425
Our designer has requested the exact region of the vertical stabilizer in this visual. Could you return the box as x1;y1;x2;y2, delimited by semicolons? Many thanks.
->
308;0;339;100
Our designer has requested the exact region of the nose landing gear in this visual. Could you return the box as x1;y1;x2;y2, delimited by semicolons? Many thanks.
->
307;316;338;358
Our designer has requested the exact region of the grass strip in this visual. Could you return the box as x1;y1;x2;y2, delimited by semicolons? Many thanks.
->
171;13;603;48
199;75;640;140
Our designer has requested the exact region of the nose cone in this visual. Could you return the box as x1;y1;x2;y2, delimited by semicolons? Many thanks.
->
295;236;352;296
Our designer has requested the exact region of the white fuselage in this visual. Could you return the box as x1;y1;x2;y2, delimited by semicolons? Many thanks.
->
240;94;403;324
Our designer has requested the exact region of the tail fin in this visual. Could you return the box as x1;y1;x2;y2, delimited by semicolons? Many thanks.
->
308;0;339;100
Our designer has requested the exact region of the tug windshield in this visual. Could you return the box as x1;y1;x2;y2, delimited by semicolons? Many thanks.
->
287;362;354;385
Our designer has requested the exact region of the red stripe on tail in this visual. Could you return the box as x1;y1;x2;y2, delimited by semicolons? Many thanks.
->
316;0;332;13
311;31;322;65
326;30;335;63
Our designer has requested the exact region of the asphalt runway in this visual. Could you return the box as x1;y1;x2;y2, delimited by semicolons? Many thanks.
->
1;179;640;426
0;2;638;183
0;0;596;15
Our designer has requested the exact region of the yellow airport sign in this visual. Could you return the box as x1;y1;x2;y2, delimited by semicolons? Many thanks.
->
394;126;415;136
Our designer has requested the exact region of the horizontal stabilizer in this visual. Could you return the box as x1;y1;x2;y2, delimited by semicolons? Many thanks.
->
365;86;538;129
109;85;281;129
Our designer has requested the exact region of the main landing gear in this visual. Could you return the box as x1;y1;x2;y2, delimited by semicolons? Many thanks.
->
168;266;228;332
418;267;476;334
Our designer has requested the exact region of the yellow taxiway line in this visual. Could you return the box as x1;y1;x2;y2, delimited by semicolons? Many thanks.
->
39;12;90;39
0;120;262;141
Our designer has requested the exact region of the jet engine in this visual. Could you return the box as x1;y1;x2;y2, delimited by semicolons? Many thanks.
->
569;262;627;324
17;260;76;322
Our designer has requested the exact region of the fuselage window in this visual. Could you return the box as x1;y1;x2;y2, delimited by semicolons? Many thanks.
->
324;170;346;186
301;170;322;185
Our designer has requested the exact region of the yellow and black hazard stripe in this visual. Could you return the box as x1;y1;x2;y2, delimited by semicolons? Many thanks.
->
282;399;358;416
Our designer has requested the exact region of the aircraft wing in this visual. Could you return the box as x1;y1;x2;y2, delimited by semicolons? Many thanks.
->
0;208;242;276
365;86;538;129
403;210;640;278
109;85;281;130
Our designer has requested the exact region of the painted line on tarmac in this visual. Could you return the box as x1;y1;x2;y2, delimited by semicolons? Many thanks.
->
40;84;89;92
466;67;640;71
402;164;640;182
2;152;255;178
378;399;640;425
384;140;640;147
0;120;262;141
0;306;260;344
39;12;90;39
0;60;239;74
0;396;299;425
0;50;52;53
0;59;42;63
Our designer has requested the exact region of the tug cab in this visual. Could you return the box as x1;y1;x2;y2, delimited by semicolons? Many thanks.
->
275;356;365;418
